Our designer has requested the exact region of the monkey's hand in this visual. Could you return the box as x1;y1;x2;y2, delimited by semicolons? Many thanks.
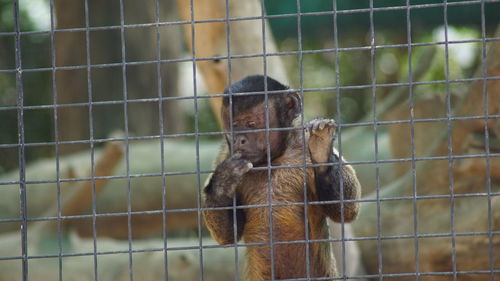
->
307;119;336;165
203;153;250;245
210;153;253;200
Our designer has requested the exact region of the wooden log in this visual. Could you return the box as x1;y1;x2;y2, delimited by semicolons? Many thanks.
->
353;178;500;281
353;25;500;280
33;140;123;233
0;140;220;237
0;235;242;281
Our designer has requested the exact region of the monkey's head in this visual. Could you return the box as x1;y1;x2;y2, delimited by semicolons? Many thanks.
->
221;75;302;166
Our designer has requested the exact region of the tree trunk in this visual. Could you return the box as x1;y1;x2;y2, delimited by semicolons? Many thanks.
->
54;0;184;155
175;0;288;124
54;0;89;153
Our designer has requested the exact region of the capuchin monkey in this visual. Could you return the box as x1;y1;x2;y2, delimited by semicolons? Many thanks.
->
203;75;361;280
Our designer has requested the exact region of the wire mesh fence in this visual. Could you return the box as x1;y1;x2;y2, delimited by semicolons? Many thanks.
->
0;0;499;280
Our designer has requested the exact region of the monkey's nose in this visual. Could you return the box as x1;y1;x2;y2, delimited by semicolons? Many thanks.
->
234;135;248;147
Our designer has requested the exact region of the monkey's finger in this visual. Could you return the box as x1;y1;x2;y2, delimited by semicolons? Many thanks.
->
314;120;324;133
242;162;253;173
233;157;251;167
305;121;312;130
234;161;253;175
310;121;316;132
318;121;326;131
325;119;336;128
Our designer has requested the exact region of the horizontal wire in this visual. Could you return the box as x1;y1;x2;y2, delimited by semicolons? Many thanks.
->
1;190;498;224
0;112;498;142
0;151;499;187
1;0;499;37
0;147;499;185
0;228;498;262
2;73;500;111
1;36;500;75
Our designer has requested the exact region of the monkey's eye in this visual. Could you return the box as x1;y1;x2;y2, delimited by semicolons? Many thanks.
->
247;121;256;128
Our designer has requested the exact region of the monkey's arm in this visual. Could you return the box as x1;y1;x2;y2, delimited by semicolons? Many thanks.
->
203;154;251;244
314;150;361;222
203;177;246;244
308;119;361;223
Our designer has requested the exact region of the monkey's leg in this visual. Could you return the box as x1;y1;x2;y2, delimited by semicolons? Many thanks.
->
307;119;361;222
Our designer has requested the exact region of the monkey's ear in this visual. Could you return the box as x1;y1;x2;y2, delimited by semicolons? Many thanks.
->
285;92;302;121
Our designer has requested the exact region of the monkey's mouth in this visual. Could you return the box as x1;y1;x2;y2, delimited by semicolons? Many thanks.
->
241;153;269;166
236;151;255;160
235;150;256;159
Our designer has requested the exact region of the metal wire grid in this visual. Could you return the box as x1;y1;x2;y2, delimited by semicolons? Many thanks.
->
0;0;499;281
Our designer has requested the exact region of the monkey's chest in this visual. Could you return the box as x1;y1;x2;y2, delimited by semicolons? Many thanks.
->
237;168;314;242
237;169;332;279
238;168;311;205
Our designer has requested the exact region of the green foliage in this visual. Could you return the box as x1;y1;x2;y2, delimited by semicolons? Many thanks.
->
264;0;500;41
278;24;481;125
0;0;52;171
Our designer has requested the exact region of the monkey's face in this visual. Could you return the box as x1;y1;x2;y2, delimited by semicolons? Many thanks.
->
222;104;284;166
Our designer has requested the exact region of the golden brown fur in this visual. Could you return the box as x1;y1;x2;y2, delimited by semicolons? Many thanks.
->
206;130;356;280
203;75;360;280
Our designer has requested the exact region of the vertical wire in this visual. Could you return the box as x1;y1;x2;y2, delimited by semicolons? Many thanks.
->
83;1;99;280
259;1;275;279
154;0;169;280
117;1;134;280
479;1;494;280
48;0;63;280
368;1;383;281
295;0;312;279
442;2;459;280
406;2;420;281
357;2;382;281
442;2;458;281
186;1;205;279
222;0;240;279
332;0;347;277
13;1;28;280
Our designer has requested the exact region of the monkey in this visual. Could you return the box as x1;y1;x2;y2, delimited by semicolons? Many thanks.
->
203;75;361;280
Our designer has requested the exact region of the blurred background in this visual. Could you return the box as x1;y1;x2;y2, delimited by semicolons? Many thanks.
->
0;0;499;280
1;0;499;168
